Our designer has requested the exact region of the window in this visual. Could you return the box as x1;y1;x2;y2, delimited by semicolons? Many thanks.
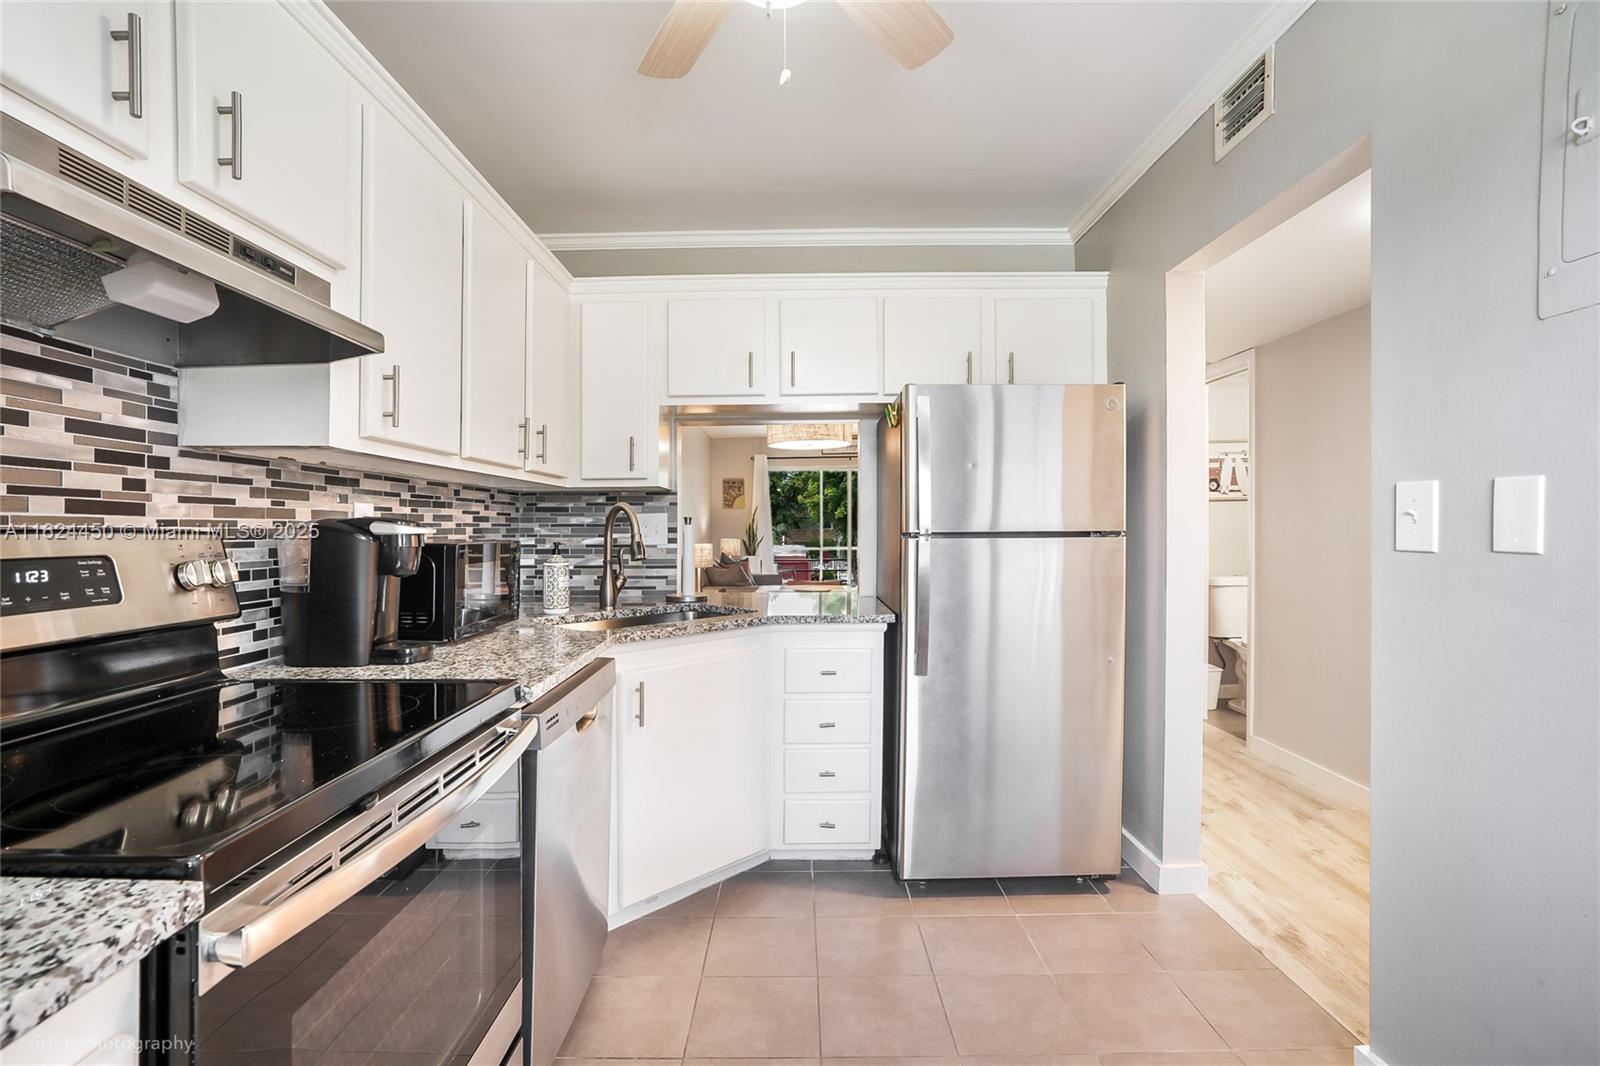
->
769;467;859;584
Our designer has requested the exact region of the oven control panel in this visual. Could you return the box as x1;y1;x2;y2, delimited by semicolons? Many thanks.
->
1;555;123;615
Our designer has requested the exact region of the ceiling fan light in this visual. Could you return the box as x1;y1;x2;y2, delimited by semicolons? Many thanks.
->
767;422;852;451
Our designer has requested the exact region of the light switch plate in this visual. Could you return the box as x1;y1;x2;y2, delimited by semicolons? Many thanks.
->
638;512;669;547
1395;480;1440;553
1493;475;1546;554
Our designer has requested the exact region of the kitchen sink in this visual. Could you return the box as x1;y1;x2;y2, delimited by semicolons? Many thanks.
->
559;609;735;632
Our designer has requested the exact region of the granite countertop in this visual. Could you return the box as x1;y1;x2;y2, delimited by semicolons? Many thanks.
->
1;877;205;1045
230;592;893;697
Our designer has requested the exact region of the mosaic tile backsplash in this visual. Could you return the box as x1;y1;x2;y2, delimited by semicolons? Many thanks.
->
0;327;677;666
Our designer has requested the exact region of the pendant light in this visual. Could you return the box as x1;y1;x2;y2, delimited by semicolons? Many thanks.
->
766;422;852;451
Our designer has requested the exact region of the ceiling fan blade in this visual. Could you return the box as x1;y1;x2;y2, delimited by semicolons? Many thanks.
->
836;0;954;70
638;1;734;79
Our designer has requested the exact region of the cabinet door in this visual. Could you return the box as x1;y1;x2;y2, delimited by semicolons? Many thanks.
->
580;302;652;480
883;297;982;393
175;0;355;267
360;106;464;456
0;2;153;160
778;298;880;395
616;646;767;908
666;298;766;397
460;202;528;469
525;261;572;479
994;296;1098;384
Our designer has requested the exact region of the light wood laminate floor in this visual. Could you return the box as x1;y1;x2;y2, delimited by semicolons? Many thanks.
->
1201;709;1371;1043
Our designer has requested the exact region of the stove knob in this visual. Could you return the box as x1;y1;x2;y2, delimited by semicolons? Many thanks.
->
174;560;208;590
209;558;237;586
179;797;206;831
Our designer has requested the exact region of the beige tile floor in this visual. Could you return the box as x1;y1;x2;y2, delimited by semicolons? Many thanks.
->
559;861;1355;1064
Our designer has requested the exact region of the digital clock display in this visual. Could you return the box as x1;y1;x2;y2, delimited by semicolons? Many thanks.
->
0;556;122;615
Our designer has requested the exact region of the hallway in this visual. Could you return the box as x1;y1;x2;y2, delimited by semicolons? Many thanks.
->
1201;711;1371;1042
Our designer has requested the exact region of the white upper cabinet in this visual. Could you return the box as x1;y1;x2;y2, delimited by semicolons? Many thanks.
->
175;0;356;268
994;296;1100;384
779;297;880;396
460;202;529;469
360;105;464;456
1;2;155;160
666;298;766;397
580;302;653;480
883;297;983;392
526;261;573;480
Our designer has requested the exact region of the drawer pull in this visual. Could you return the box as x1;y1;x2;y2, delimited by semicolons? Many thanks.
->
819;669;838;676
459;820;481;830
818;820;837;829
818;721;837;729
818;770;836;778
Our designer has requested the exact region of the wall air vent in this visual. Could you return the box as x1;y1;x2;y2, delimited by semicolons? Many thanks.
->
1214;48;1274;161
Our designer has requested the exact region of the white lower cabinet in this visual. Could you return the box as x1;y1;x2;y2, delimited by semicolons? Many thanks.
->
613;635;768;910
6;962;138;1065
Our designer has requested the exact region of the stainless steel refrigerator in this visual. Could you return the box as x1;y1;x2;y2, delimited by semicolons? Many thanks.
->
877;383;1127;880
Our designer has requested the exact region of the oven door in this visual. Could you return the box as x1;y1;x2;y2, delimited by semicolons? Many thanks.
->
192;720;533;1065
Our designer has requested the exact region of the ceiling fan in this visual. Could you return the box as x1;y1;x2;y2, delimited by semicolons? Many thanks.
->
638;0;954;79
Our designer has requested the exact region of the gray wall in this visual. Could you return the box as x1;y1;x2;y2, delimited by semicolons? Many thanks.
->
1253;305;1371;787
1074;3;1599;1062
556;243;1075;277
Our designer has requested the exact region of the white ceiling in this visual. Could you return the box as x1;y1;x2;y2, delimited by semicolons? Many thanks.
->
1205;170;1371;362
329;0;1277;236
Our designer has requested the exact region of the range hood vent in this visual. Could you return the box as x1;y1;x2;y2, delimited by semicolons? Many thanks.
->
1214;48;1274;161
0;116;383;367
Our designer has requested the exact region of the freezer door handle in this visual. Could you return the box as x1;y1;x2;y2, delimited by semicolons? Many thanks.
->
912;537;930;676
913;393;932;535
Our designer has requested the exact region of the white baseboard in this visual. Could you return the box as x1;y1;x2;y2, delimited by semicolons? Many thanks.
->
1121;828;1210;895
1246;732;1371;808
1353;1046;1388;1066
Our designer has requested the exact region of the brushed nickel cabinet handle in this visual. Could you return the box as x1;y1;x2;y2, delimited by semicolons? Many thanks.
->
748;351;754;388
635;681;645;727
965;350;973;384
818;770;837;778
217;91;243;180
109;13;143;118
790;350;796;387
458;820;481;830
817;721;837;729
517;418;530;456
819;669;838;676
818;820;837;830
536;423;548;464
382;365;399;426
1008;351;1015;384
628;435;636;471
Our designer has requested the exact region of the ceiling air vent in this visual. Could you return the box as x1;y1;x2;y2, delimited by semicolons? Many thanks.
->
1214;47;1274;161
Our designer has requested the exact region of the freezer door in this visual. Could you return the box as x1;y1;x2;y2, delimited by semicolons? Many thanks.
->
897;534;1125;879
902;384;1125;534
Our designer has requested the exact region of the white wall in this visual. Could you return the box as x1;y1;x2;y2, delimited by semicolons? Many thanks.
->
675;427;713;593
707;435;765;552
1252;305;1371;788
1074;3;1598;1061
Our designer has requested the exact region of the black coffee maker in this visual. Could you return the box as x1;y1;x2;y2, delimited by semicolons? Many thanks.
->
283;518;433;666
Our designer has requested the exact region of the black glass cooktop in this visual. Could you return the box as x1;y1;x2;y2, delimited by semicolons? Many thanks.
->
0;676;518;892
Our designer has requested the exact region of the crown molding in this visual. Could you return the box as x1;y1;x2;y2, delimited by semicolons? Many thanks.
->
541;227;1074;252
567;270;1106;295
1069;0;1318;243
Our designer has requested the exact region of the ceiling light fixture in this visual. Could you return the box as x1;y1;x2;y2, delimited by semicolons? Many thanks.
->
767;422;852;451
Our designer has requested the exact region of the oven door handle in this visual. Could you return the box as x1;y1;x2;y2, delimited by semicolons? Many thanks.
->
201;711;535;971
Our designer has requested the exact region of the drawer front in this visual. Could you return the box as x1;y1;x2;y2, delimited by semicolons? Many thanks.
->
784;747;871;793
432;794;519;846
784;647;873;693
784;698;872;744
784;798;872;845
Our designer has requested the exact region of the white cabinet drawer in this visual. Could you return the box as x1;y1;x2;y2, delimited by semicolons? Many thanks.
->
784;798;872;844
784;698;872;744
784;648;873;693
784;748;870;793
432;794;519;847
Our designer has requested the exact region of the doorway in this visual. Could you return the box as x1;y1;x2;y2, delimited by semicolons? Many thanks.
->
1180;165;1374;1040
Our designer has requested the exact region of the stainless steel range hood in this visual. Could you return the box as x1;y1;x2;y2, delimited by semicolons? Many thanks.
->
0;116;382;366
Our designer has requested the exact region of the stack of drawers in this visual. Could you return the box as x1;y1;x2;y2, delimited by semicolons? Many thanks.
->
780;645;875;848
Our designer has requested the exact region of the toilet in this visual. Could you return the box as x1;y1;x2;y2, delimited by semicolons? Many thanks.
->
1207;576;1249;714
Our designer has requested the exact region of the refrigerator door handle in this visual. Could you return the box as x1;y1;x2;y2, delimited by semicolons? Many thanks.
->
914;393;933;535
912;537;930;676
